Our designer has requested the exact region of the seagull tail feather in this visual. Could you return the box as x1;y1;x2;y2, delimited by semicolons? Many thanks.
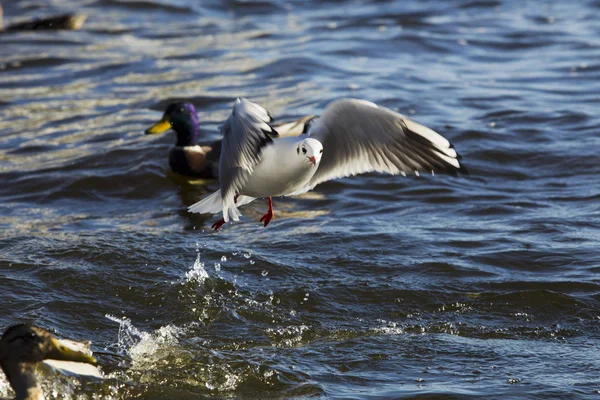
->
188;190;224;215
224;205;241;223
221;195;257;223
188;191;257;224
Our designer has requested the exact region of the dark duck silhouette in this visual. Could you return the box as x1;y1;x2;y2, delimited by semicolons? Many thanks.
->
0;324;100;400
0;2;86;32
145;102;318;180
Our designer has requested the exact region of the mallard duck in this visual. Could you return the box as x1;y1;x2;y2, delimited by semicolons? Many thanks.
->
0;324;99;400
145;102;222;179
0;2;86;32
145;101;318;179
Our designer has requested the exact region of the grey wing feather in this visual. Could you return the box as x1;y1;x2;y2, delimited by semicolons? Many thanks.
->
306;98;465;190
219;98;277;204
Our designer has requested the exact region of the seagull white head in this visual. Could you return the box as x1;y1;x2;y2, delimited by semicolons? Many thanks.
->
297;138;323;167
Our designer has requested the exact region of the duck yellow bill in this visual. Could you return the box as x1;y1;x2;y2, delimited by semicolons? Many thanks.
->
68;14;88;30
145;118;171;134
48;338;97;365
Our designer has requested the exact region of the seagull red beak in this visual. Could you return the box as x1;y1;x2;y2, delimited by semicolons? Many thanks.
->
308;156;317;166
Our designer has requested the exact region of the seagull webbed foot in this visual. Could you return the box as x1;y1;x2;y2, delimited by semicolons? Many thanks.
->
211;218;226;230
259;211;273;227
259;197;274;227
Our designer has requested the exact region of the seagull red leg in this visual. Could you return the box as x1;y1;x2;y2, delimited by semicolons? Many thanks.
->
259;197;274;227
211;218;225;230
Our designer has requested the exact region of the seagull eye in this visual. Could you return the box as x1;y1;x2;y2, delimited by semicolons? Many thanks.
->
320;149;323;154
302;147;307;155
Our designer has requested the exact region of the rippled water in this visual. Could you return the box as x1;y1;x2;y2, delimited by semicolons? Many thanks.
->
1;0;600;398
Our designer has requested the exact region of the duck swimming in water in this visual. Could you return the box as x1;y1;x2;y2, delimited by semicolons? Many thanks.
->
145;102;222;179
0;324;100;400
145;102;318;179
0;2;86;32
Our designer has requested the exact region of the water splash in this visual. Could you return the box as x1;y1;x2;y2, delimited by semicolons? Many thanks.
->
0;376;11;399
265;325;311;347
371;320;405;336
105;315;183;369
185;253;209;283
203;365;242;392
102;316;269;393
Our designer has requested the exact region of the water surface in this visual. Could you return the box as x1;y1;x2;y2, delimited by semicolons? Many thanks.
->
1;0;600;398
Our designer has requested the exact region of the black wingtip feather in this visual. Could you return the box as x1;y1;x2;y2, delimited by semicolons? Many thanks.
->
400;120;467;176
258;133;274;148
457;163;470;176
302;116;319;134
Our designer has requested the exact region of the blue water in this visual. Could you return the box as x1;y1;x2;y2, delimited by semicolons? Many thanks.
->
1;0;600;398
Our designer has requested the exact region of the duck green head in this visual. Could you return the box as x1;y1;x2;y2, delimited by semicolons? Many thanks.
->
145;102;200;147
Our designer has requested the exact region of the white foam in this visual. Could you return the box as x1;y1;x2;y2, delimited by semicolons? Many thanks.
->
0;374;11;398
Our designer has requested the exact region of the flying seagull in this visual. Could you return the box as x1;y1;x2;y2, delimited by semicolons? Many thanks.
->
188;98;466;230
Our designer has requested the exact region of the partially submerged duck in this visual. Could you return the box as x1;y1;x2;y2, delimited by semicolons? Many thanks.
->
0;324;100;400
0;3;86;32
145;102;317;179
